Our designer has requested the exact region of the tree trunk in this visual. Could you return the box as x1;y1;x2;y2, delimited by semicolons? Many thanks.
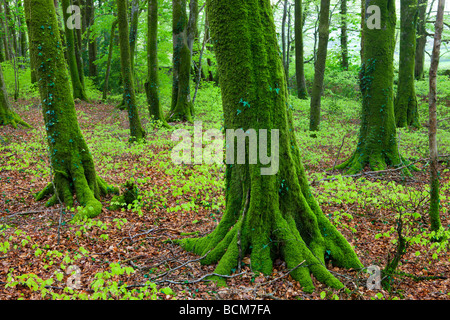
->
25;0;116;220
295;0;308;99
309;0;330;132
336;0;411;175
415;0;427;80
169;0;193;122
340;0;349;70
61;0;89;101
145;0;169;127
129;0;140;76
179;0;362;293
102;19;118;101
0;64;30;128
282;0;288;74
85;0;98;80
395;0;420;128
116;0;145;142
428;0;444;232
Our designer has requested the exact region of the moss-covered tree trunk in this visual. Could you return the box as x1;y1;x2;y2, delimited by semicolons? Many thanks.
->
179;0;363;293
336;0;409;175
145;0;168;127
168;0;193;122
428;0;445;232
295;0;308;99
415;0;427;80
0;64;30;128
116;0;145;142
394;0;420;128
25;0;116;220
61;0;89;102
309;0;330;132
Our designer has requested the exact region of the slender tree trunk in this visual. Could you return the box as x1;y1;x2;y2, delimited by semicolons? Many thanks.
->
295;0;308;99
145;0;169;127
395;0;420;128
428;0;444;232
169;0;193;122
102;19;117;101
116;0;145;142
336;0;412;175
0;64;30;128
179;0;362;293
282;0;288;74
129;0;139;76
25;0;116;220
309;0;330;132
360;0;364;63
85;0;98;79
340;0;348;70
61;0;89;101
415;0;428;80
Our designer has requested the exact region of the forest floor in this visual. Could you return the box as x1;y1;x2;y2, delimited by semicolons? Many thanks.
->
0;90;449;301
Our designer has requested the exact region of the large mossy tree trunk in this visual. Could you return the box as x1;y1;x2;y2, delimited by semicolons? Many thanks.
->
179;0;363;293
116;0;145;142
309;0;330;132
145;0;169;127
415;0;428;80
61;0;89;102
395;0;420;128
0;64;30;128
25;0;116;220
335;0;410;175
295;0;308;99
168;0;193;122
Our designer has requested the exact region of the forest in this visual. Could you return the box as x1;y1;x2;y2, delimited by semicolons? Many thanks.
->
0;0;449;303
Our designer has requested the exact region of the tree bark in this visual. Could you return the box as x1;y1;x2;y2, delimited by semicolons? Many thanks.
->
179;0;363;292
395;0;420;128
25;0;116;220
428;0;444;232
116;0;145;142
336;0;411;175
309;0;330;132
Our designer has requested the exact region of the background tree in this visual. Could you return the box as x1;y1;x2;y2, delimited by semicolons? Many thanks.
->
61;0;89;101
145;0;168;127
168;0;193;122
309;0;330;131
26;0;116;219
336;0;410;175
395;0;420;128
179;0;363;293
294;0;309;100
340;0;349;70
415;0;428;80
0;63;30;128
116;0;145;142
